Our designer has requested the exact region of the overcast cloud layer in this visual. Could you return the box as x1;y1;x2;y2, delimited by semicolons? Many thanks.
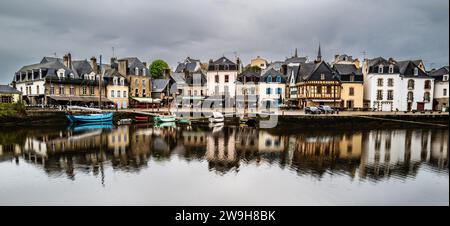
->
0;0;448;83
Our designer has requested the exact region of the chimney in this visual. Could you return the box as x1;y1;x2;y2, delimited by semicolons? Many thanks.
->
281;64;288;75
118;59;128;76
68;53;72;69
63;54;69;68
90;57;98;74
236;57;241;72
143;62;147;68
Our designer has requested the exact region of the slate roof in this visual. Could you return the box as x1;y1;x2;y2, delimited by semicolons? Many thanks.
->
237;70;261;83
170;72;187;85
429;66;449;81
397;60;429;78
333;64;363;82
118;57;148;75
211;56;236;66
285;56;307;64
287;66;299;84
260;68;287;83
0;85;21;94
151;79;170;93
175;57;201;73
297;61;340;82
72;60;94;77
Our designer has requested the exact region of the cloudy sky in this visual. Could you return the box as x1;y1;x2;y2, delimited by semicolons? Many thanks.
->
0;0;448;83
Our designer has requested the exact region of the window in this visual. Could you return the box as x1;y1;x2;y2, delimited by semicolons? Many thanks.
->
111;90;115;97
414;67;419;76
388;78;394;87
326;86;332;94
267;75;272;83
389;65;394;74
276;76;281;83
225;75;229;83
142;80;146;87
224;65;229;70
317;85;322;94
377;90;383;100
135;67;139;75
443;75;448;82
320;74;325;80
143;89;146;97
82;86;87;95
117;90;121;98
377;78;383;86
113;78;118;85
201;90;204;96
378;65;383;73
444;88;447;96
135;79;139;86
120;78;124;86
407;92;414;102
349;87;354;96
123;91;127;98
188;90;192;96
266;88;272;94
407;79;415;89
70;86;74;95
215;75;219;83
424;92;430;102
36;85;39;94
194;90;198;96
424;80;431;89
387;90;394;100
135;89;139;96
142;68;146;76
49;86;54;95
276;88;282;94
90;86;94;95
350;75;355;82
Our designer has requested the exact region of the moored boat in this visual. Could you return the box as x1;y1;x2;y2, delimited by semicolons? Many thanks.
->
66;112;113;123
154;114;176;123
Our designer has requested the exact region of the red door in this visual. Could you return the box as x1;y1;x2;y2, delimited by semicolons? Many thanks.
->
417;102;425;111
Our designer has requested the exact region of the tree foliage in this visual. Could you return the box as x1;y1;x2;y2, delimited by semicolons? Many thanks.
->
149;59;169;79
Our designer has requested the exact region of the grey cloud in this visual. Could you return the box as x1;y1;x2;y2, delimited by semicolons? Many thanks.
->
0;0;448;84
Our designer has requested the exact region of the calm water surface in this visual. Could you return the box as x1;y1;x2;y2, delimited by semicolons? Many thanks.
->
0;123;448;205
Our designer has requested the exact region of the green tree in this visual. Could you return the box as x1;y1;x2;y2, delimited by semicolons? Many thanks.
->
149;59;170;79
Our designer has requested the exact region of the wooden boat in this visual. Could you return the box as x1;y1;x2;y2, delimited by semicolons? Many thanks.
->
134;116;149;122
209;112;224;123
66;112;113;123
117;118;132;125
154;114;176;123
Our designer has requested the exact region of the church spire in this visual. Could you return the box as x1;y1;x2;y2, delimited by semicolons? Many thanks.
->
316;44;322;63
294;48;298;58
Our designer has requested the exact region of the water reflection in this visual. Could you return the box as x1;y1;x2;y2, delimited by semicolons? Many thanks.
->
0;124;448;182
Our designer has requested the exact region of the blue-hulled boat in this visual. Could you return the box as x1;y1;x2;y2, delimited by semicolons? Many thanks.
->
66;112;113;123
68;122;114;132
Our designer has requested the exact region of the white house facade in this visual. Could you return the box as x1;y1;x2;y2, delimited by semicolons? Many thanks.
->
206;56;240;99
429;66;449;111
258;68;287;107
363;57;434;111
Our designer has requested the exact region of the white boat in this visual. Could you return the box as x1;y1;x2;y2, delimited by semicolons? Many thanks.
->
209;111;224;123
117;118;132;125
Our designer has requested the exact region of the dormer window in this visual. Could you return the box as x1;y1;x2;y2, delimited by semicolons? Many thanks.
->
320;74;325;80
275;76;281;83
224;65;229;70
389;65;394;74
378;65;383;74
135;67;139;75
414;67;419;76
142;68;146;76
443;75;448;81
267;75;272;83
120;78;124;86
350;75;355;82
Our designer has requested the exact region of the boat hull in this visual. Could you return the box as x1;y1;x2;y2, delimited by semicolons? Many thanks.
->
154;116;176;123
66;112;113;123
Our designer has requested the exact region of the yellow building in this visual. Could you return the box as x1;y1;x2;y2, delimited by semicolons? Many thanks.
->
250;56;268;69
333;64;364;109
104;68;129;109
0;85;22;103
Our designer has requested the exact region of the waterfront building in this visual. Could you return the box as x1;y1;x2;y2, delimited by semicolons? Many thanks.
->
250;56;268;69
259;68;287;107
182;70;207;107
206;56;241;105
117;57;151;107
333;63;364;109
429;66;449;111
363;57;434;111
104;67;129;109
236;69;260;113
295;46;342;108
0;85;22;103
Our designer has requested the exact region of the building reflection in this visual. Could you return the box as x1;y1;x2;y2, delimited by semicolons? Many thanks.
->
0;125;448;181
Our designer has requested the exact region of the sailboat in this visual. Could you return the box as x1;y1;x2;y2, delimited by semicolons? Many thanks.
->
65;55;113;123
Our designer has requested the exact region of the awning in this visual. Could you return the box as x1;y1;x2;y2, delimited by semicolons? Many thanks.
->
310;99;342;102
132;97;161;104
48;95;113;103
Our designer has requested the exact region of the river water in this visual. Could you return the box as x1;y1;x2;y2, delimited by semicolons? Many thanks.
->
0;123;448;205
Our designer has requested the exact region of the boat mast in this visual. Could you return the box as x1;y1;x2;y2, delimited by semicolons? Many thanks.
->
98;55;102;109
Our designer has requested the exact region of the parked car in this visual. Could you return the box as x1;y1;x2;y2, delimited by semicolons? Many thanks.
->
305;106;321;114
318;105;335;114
